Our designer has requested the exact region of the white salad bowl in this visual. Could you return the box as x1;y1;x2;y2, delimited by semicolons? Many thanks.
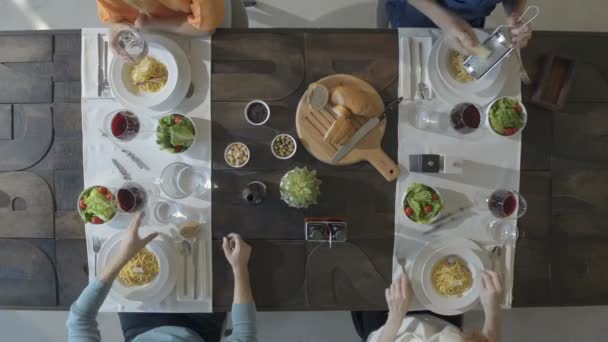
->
402;184;443;225
485;96;528;137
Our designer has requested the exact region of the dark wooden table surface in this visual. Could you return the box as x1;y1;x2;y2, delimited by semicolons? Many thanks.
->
0;29;607;310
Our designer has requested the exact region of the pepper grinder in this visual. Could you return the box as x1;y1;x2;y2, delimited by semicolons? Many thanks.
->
241;181;267;205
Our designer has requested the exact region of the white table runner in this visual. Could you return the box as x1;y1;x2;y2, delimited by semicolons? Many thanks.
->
394;28;520;310
81;28;213;312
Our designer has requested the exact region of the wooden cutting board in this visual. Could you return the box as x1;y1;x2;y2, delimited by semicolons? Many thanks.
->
295;74;399;181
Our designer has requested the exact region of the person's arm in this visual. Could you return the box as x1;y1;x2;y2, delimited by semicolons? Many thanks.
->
96;0;139;24
134;15;213;37
377;275;413;342
133;0;224;36
66;212;158;342
223;233;257;342
408;0;480;55
503;0;532;48
476;270;504;342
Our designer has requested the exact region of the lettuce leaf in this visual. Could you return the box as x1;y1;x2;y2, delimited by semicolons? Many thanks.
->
83;188;116;222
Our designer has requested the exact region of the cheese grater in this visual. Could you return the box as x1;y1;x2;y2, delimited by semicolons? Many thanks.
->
464;6;540;80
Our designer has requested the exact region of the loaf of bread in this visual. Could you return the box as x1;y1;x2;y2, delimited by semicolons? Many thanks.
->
330;85;384;118
323;105;357;145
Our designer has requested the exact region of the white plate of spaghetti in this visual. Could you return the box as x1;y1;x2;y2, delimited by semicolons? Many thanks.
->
421;246;483;311
410;237;489;315
436;30;502;94
97;231;176;304
110;34;191;113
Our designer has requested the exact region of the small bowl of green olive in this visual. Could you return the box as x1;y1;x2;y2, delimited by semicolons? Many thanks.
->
271;134;297;160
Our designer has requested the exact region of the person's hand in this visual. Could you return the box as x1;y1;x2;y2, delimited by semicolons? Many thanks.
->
507;13;532;48
480;270;503;318
385;274;413;323
222;233;252;273
115;212;158;265
438;14;480;55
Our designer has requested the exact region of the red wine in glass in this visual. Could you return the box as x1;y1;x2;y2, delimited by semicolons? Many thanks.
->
111;111;140;141
117;184;146;213
488;190;517;218
450;103;481;134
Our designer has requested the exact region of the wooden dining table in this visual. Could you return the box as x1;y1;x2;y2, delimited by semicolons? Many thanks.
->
0;28;607;311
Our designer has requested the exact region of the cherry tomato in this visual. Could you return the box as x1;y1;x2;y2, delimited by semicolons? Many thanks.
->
97;186;109;195
405;207;414;217
431;194;438;201
79;199;87;209
503;127;518;136
105;193;113;200
515;103;522;113
424;205;433;213
91;216;104;224
174;145;184;152
174;116;183;124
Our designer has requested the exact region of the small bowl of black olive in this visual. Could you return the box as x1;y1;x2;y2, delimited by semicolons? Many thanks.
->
244;100;270;126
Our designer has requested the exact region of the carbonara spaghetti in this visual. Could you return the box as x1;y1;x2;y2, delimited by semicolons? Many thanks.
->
431;256;472;297
447;51;474;83
118;248;160;287
130;56;168;93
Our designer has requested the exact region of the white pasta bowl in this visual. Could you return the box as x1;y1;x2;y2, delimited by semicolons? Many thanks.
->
109;34;191;113
420;245;484;311
436;29;501;94
100;234;170;303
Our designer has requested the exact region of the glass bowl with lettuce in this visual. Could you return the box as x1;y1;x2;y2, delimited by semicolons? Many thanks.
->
403;183;443;224
77;185;118;225
486;97;527;137
156;113;196;153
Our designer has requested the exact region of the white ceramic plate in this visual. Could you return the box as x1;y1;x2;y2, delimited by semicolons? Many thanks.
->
97;231;176;305
429;37;508;107
110;34;191;115
436;30;501;94
421;245;484;311
410;237;489;315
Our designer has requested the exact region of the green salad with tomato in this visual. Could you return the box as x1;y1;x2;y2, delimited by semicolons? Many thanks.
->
78;186;117;224
156;114;195;153
403;183;442;224
489;97;525;136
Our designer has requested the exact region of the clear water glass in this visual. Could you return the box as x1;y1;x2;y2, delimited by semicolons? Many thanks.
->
158;162;211;199
489;219;519;246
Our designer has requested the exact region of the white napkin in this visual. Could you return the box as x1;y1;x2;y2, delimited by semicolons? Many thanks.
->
398;29;434;100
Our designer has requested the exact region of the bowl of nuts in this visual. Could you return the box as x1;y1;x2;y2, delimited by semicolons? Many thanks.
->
224;142;250;168
271;134;297;160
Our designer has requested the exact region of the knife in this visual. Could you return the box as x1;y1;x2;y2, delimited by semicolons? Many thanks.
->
331;97;403;163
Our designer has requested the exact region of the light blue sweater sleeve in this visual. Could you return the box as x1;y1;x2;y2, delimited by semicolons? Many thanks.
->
227;303;257;342
66;279;112;342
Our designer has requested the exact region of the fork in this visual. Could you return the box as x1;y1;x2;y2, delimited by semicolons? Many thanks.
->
100;40;111;97
92;236;104;276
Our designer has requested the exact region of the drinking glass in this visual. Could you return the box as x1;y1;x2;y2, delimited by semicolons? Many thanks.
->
410;103;448;132
116;182;147;213
450;103;482;134
474;189;527;219
489;219;519;246
158;162;211;199
109;23;148;63
103;110;141;142
146;197;202;227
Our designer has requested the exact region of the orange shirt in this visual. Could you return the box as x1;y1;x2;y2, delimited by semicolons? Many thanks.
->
97;0;224;32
